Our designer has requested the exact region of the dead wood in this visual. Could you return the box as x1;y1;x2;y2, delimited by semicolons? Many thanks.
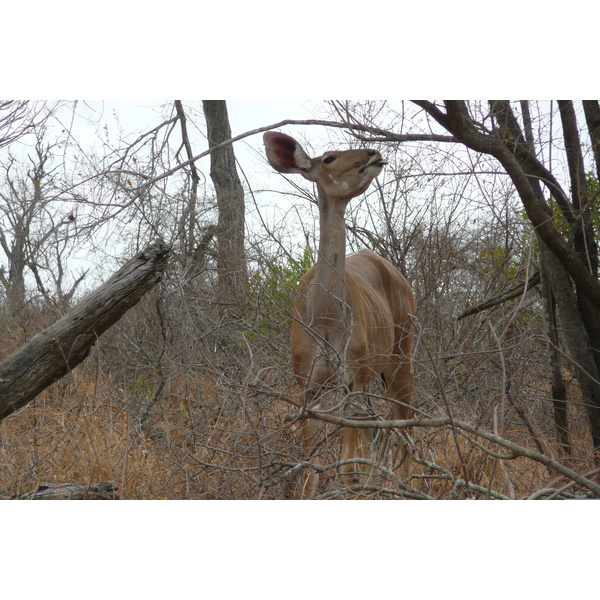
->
13;481;119;500
0;241;170;422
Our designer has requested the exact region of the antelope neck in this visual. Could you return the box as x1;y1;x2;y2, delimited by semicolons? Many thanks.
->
312;187;350;326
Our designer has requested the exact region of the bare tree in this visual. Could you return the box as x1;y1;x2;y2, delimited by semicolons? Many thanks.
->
202;101;248;304
411;101;600;454
0;101;55;150
0;131;86;314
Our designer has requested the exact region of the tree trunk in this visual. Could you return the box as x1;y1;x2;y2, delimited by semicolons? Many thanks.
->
0;241;170;422
540;242;600;449
0;218;27;313
202;100;247;304
521;101;570;453
540;247;571;454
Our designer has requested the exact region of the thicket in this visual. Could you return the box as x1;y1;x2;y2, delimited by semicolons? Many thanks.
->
1;100;598;500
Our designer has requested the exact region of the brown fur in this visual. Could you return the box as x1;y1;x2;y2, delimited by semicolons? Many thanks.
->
263;131;416;496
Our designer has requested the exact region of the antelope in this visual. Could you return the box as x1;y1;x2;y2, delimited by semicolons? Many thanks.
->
263;131;416;497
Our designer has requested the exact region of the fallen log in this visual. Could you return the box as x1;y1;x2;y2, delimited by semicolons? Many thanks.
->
14;481;119;500
0;241;170;422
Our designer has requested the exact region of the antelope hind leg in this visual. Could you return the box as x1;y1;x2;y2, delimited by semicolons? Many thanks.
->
340;426;360;485
341;426;383;487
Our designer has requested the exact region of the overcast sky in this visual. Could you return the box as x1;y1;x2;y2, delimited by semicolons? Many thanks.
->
42;100;346;281
62;99;329;180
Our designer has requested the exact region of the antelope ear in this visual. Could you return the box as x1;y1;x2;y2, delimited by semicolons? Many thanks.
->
263;131;314;177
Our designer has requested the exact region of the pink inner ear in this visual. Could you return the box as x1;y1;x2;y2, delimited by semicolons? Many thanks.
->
271;134;298;167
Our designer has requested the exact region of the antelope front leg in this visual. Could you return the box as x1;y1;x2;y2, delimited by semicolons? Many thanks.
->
387;361;414;480
301;417;321;498
340;426;360;484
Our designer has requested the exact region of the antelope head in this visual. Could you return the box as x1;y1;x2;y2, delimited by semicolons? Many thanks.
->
263;131;386;203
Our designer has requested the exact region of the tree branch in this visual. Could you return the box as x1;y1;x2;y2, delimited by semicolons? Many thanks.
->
297;408;600;495
135;118;456;190
415;100;600;307
457;271;541;320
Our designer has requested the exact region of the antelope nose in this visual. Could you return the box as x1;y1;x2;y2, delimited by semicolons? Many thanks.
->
366;149;386;165
367;150;385;161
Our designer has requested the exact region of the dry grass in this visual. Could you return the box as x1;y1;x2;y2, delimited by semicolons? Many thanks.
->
2;351;597;500
1;285;599;501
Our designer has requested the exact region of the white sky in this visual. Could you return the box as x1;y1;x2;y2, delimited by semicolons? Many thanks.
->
60;99;325;193
69;100;337;272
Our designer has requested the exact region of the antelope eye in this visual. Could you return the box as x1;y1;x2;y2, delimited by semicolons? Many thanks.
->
322;155;337;164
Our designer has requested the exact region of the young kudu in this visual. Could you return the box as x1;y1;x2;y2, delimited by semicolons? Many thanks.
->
263;131;416;497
